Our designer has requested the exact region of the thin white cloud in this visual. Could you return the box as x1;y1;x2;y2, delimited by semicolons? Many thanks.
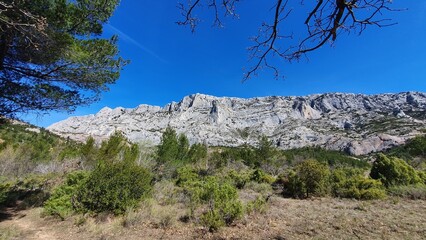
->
106;24;168;64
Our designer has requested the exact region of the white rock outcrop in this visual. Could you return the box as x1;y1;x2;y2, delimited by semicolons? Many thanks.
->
47;92;426;155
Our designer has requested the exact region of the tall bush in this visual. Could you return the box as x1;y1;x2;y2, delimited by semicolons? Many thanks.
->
73;161;152;215
43;171;89;219
283;159;330;198
370;154;421;187
331;168;386;200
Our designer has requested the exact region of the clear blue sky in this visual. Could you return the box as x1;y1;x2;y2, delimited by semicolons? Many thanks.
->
25;1;426;127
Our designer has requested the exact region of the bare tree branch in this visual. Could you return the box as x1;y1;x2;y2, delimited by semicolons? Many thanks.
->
176;0;398;81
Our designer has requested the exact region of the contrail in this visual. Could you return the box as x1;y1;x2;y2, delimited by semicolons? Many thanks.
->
106;24;168;64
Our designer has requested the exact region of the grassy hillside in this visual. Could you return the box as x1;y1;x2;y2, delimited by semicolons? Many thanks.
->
1;123;425;240
0;119;83;178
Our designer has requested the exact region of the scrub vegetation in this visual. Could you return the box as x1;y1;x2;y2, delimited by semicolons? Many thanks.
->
1;120;426;239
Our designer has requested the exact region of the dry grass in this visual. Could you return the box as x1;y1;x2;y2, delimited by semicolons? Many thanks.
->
1;197;425;240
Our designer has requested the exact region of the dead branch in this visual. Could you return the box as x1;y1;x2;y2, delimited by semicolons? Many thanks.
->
176;0;397;81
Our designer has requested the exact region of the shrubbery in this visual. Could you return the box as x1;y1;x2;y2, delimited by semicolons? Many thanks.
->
176;167;243;231
0;174;53;208
331;168;386;200
73;161;152;215
0;181;11;206
283;159;330;198
43;132;153;216
387;184;426;200
370;154;421;187
43;171;89;219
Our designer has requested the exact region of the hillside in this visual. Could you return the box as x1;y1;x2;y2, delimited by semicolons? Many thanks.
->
48;92;426;155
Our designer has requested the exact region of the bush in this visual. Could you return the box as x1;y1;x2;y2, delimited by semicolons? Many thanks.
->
370;154;421;187
245;196;268;214
198;178;243;231
387;184;426;200
250;169;275;184
182;176;243;231
335;176;385;200
73;162;152;215
97;131;139;164
1;174;53;208
418;171;426;184
331;168;386;200
224;170;251;189
43;171;89;219
175;166;200;187
283;159;330;198
0;181;11;206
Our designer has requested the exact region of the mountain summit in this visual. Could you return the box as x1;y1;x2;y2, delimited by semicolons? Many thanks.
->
47;92;426;155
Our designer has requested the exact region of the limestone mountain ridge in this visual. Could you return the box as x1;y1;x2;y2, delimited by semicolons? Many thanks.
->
47;92;426;155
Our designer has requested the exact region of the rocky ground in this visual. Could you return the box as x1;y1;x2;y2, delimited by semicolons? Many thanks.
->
1;197;425;240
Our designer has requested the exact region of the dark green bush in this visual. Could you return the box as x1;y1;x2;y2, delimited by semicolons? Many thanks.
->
250;169;275;184
370;154;421;187
283;159;330;198
281;170;304;198
43;171;89;219
6;174;53;207
224;170;251;189
283;147;369;168
187;143;207;163
197;177;243;231
97;131;139;164
175;166;200;187
0;181;11;206
181;175;243;231
73;162;152;215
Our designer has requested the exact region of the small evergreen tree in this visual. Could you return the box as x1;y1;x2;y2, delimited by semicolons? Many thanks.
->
255;135;275;167
177;134;190;161
156;126;179;164
187;143;208;163
80;136;97;167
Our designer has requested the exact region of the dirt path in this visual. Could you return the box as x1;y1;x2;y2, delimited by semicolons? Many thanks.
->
0;207;59;240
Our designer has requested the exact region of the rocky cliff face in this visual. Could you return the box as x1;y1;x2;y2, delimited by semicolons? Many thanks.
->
47;92;426;155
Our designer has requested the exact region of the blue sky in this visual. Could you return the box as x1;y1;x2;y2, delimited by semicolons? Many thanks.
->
25;1;426;127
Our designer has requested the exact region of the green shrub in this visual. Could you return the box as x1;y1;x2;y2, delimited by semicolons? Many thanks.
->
43;171;89;219
187;143;207;163
331;168;386;200
73;162;152;215
224;170;251;189
283;159;330;198
250;169;275;184
336;176;385;200
370;154;421;187
1;174;53;208
0;181;12;206
282;147;370;168
388;184;426;200
199;178;243;231
245;196;268;214
183;176;242;231
175;166;199;187
97;131;139;164
418;171;426;184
